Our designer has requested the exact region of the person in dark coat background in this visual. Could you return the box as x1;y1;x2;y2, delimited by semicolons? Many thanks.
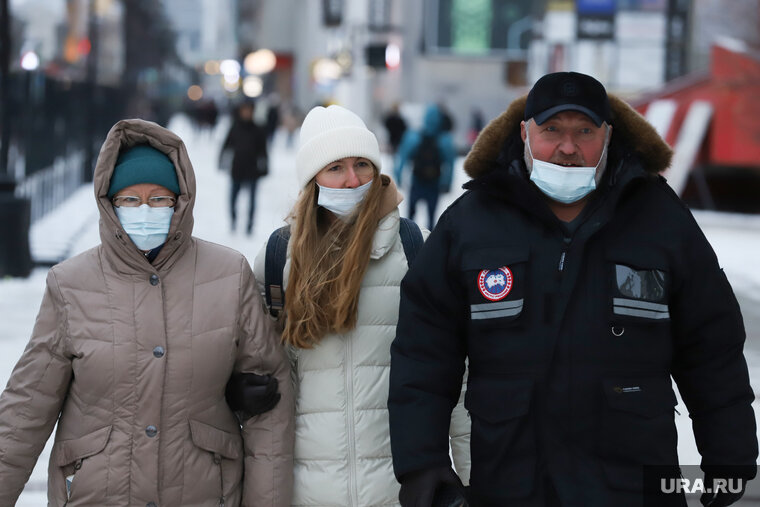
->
383;101;408;155
221;101;268;235
388;72;757;507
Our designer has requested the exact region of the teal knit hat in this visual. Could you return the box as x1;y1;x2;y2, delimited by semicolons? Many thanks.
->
107;145;180;198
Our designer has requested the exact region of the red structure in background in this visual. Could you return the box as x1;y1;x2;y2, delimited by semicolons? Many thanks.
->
632;42;760;170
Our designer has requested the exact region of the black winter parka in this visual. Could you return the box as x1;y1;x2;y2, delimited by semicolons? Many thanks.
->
388;95;757;506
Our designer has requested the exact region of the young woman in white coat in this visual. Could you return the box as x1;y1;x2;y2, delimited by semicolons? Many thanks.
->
228;105;470;506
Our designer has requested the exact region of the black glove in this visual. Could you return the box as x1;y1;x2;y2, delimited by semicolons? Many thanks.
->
399;466;466;507
700;474;749;506
225;372;281;417
434;483;469;507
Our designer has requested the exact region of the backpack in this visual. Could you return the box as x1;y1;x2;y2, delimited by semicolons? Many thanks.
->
264;217;423;317
412;134;442;181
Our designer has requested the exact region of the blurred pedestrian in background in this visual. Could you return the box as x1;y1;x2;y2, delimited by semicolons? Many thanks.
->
0;119;294;506
227;105;470;506
467;107;485;148
383;101;408;155
265;93;281;146
438;102;455;133
394;104;456;230
282;102;303;149
389;71;757;507
220;101;269;235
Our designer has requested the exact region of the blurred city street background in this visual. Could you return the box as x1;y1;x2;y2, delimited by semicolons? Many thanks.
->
1;0;760;504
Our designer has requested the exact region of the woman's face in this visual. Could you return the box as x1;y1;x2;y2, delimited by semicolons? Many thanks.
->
315;157;374;189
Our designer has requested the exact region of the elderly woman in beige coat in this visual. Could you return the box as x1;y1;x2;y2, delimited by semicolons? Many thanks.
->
0;119;294;506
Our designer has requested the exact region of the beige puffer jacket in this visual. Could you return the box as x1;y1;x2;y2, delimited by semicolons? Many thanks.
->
253;183;470;506
0;119;294;506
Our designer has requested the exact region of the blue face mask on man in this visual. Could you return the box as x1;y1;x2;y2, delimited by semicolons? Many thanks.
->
525;124;610;204
115;204;174;251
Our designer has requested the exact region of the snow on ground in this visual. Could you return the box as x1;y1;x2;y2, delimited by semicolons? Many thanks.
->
2;114;760;502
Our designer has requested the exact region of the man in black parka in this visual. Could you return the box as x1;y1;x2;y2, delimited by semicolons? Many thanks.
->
388;72;757;507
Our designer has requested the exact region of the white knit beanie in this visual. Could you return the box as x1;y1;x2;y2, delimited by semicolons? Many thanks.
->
296;105;382;188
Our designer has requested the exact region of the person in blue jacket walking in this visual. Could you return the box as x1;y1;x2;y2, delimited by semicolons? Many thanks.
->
393;104;456;229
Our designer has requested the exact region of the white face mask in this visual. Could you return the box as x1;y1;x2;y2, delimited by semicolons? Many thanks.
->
317;180;372;219
525;125;610;204
115;204;174;251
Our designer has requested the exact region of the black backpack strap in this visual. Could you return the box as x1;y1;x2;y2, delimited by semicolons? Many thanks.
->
264;225;291;317
398;217;424;268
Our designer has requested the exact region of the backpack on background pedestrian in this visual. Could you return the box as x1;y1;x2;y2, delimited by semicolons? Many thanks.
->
220;101;269;235
0;119;294;506
467;107;485;148
393;104;456;230
226;105;471;506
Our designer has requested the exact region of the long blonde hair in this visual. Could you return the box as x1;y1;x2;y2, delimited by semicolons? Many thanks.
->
282;168;387;348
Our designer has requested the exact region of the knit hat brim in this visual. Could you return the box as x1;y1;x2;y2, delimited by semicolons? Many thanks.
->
295;105;382;188
296;126;381;188
107;145;180;197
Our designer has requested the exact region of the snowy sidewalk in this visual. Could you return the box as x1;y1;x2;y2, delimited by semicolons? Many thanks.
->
3;114;760;504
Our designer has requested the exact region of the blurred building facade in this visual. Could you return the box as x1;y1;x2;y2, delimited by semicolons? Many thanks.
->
245;0;759;150
10;0;124;85
2;0;183;229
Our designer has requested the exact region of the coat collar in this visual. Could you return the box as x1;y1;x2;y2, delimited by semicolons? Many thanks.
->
371;176;404;260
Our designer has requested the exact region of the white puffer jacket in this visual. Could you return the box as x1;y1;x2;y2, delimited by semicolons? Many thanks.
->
255;208;470;506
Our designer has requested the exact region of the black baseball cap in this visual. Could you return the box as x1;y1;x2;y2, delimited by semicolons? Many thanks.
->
524;72;612;127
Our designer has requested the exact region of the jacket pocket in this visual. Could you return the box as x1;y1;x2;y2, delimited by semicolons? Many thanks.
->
189;420;243;503
607;248;670;326
465;377;536;499
599;377;679;491
461;246;529;326
53;425;112;503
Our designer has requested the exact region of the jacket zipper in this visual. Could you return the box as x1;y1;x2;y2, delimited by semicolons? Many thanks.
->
345;336;358;506
214;453;225;507
558;235;572;274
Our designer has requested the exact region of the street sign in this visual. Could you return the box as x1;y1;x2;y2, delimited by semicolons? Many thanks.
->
576;0;616;15
576;0;616;39
577;15;615;39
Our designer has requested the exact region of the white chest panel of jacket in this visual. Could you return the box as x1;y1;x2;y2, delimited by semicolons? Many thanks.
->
254;210;470;507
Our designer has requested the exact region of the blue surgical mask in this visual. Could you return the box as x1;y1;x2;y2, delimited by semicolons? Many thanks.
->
114;204;174;251
526;126;609;204
317;180;372;219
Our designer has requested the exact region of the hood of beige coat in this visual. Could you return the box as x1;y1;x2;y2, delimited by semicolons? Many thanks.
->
94;119;196;273
463;94;673;179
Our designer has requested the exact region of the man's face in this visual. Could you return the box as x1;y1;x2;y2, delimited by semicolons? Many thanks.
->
521;111;610;172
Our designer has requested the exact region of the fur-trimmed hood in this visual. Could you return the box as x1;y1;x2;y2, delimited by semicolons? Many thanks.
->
463;94;673;180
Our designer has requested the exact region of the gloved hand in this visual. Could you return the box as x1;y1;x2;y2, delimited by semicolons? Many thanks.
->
399;466;466;507
700;474;748;506
225;372;281;417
